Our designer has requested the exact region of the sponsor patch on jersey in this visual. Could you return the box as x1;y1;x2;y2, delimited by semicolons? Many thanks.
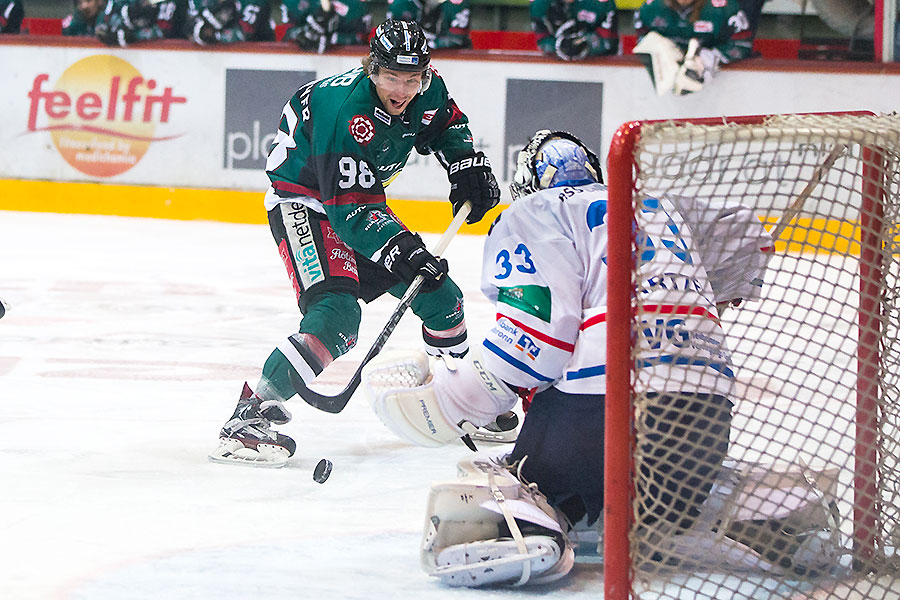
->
321;222;358;281
421;109;437;126
349;115;375;146
373;106;391;126
711;0;726;6
577;10;597;23
396;54;419;66
333;0;349;16
497;285;552;323
694;21;713;33
514;333;541;361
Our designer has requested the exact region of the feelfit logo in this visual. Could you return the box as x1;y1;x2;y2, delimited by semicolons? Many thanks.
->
26;55;187;177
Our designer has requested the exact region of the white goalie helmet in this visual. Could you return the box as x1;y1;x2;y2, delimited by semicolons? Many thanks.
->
510;130;604;200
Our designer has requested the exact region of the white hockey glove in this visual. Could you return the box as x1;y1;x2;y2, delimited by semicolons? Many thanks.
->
673;38;705;95
632;31;684;96
698;47;722;78
362;346;518;447
422;457;575;587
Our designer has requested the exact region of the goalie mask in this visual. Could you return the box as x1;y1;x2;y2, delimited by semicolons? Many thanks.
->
510;131;603;200
369;20;433;93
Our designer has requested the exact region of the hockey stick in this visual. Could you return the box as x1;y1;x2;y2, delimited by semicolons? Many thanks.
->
771;143;847;241
290;201;473;414
718;144;847;317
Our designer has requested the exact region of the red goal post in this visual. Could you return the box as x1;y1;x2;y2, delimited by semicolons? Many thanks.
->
604;112;900;599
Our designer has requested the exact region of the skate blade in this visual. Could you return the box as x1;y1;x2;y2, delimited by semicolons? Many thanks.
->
468;428;518;444
208;438;290;468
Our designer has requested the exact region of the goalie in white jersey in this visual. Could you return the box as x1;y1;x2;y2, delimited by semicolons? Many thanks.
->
363;131;839;586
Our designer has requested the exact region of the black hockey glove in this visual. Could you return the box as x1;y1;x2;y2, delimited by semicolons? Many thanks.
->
296;12;338;53
96;24;136;47
555;20;590;61
123;0;160;29
192;1;238;44
447;152;500;224
380;231;449;292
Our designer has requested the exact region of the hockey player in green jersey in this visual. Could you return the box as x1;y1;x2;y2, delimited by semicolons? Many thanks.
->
530;0;618;61
209;19;500;467
0;0;23;33
387;0;472;50
633;0;752;93
281;0;371;53
96;0;188;46
186;0;274;45
62;0;107;36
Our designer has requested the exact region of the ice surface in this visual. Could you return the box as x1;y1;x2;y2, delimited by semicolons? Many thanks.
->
0;211;603;600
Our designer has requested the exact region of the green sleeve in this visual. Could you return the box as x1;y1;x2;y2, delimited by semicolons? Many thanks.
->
582;0;618;56
428;2;472;49
709;0;754;63
413;75;476;164
530;0;557;54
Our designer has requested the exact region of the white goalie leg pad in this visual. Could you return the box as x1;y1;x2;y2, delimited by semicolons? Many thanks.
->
633;31;685;96
719;460;844;574
208;437;291;468
421;457;575;587
641;460;844;574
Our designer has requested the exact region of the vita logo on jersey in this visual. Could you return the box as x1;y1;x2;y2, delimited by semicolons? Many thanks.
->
25;54;187;177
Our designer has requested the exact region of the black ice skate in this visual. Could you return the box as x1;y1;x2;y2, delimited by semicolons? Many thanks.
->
208;383;296;468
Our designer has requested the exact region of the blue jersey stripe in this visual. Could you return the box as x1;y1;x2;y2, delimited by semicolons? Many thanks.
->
565;355;735;381
483;340;555;383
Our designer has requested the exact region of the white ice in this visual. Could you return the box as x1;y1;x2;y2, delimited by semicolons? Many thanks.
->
0;211;603;600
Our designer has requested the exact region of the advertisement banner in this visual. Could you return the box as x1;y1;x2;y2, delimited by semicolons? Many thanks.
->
224;68;316;171
4;42;900;205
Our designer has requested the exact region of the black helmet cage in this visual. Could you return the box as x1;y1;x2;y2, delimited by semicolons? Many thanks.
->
368;20;433;94
509;130;604;200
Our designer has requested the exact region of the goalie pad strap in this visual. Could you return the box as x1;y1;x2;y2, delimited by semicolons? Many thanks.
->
487;466;531;585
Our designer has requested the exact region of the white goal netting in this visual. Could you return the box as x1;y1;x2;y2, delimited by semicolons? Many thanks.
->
619;113;900;600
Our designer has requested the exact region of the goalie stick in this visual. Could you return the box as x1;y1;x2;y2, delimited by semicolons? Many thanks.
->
290;201;472;414
771;143;847;241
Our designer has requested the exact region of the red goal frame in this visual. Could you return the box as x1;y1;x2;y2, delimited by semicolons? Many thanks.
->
603;112;886;598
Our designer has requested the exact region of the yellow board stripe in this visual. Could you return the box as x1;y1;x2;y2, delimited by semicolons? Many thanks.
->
3;180;892;253
0;179;498;235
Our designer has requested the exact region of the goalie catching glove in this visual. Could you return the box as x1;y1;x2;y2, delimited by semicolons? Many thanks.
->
447;152;500;224
362;346;518;447
378;231;449;292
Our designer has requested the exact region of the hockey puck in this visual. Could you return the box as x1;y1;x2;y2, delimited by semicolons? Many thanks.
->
313;458;332;484
495;411;519;432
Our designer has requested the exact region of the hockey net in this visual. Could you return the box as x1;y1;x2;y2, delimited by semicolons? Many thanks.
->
604;112;900;600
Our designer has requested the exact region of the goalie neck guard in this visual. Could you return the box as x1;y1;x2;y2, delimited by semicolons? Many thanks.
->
510;130;603;200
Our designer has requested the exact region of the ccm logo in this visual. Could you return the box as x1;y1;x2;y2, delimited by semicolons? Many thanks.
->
448;155;489;174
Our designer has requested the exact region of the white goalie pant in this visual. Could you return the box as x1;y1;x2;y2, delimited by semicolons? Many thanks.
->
421;457;575;587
